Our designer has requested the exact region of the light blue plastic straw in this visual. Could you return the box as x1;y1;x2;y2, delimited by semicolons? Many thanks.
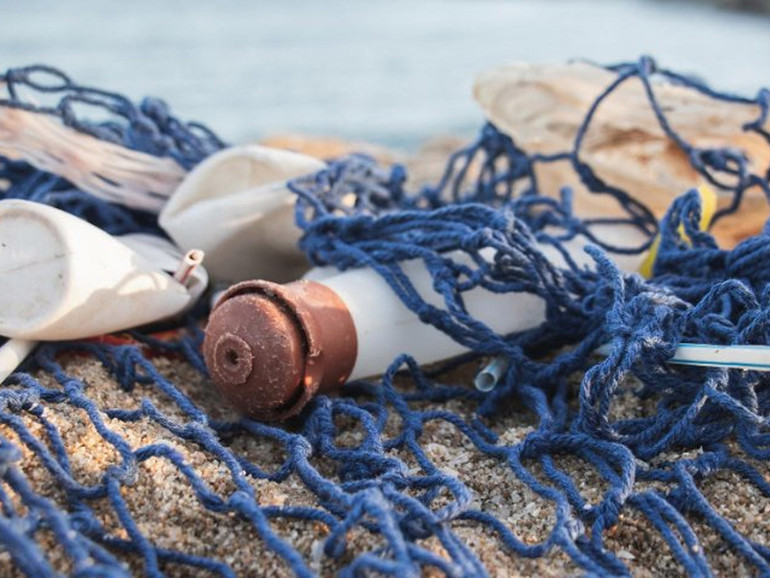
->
474;356;511;392
475;343;770;392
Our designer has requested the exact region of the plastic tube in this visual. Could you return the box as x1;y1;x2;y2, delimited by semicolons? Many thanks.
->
0;339;36;383
312;238;646;380
204;226;648;420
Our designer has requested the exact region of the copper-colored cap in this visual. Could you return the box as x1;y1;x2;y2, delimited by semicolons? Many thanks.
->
203;280;357;421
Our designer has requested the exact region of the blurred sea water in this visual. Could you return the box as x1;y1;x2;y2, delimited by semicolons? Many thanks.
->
1;0;769;149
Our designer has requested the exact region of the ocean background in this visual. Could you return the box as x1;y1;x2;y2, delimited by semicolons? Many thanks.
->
2;0;769;149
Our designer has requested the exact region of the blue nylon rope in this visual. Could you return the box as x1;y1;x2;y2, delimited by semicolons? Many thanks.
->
0;57;769;576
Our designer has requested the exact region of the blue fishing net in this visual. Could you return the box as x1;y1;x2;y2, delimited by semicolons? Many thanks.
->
0;57;769;576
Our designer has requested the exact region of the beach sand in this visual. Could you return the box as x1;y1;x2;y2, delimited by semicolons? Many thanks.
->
1;353;767;577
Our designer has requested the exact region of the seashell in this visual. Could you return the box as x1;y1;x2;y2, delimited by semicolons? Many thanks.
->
473;61;770;246
0;199;205;341
159;144;325;283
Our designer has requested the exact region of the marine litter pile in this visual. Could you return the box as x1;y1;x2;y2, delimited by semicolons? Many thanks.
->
0;57;769;576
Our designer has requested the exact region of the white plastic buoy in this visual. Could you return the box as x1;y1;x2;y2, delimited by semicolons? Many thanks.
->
159;144;325;283
0;200;208;381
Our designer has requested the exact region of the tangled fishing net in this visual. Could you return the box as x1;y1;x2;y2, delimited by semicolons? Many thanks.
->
0;57;769;576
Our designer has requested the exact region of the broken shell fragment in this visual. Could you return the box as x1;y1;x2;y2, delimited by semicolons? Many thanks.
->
473;61;770;245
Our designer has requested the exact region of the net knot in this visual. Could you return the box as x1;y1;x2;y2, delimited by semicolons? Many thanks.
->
638;55;658;76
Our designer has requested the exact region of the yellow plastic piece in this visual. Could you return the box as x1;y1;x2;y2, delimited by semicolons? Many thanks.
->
639;185;717;278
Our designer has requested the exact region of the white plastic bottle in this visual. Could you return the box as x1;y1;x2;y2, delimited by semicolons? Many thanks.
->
204;223;648;420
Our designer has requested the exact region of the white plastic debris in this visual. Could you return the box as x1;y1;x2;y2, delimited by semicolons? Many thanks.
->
0;200;208;381
303;224;649;380
0;200;207;340
159;144;325;283
0;338;37;383
118;233;207;300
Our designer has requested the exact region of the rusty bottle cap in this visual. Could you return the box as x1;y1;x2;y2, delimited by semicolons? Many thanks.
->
203;280;357;421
